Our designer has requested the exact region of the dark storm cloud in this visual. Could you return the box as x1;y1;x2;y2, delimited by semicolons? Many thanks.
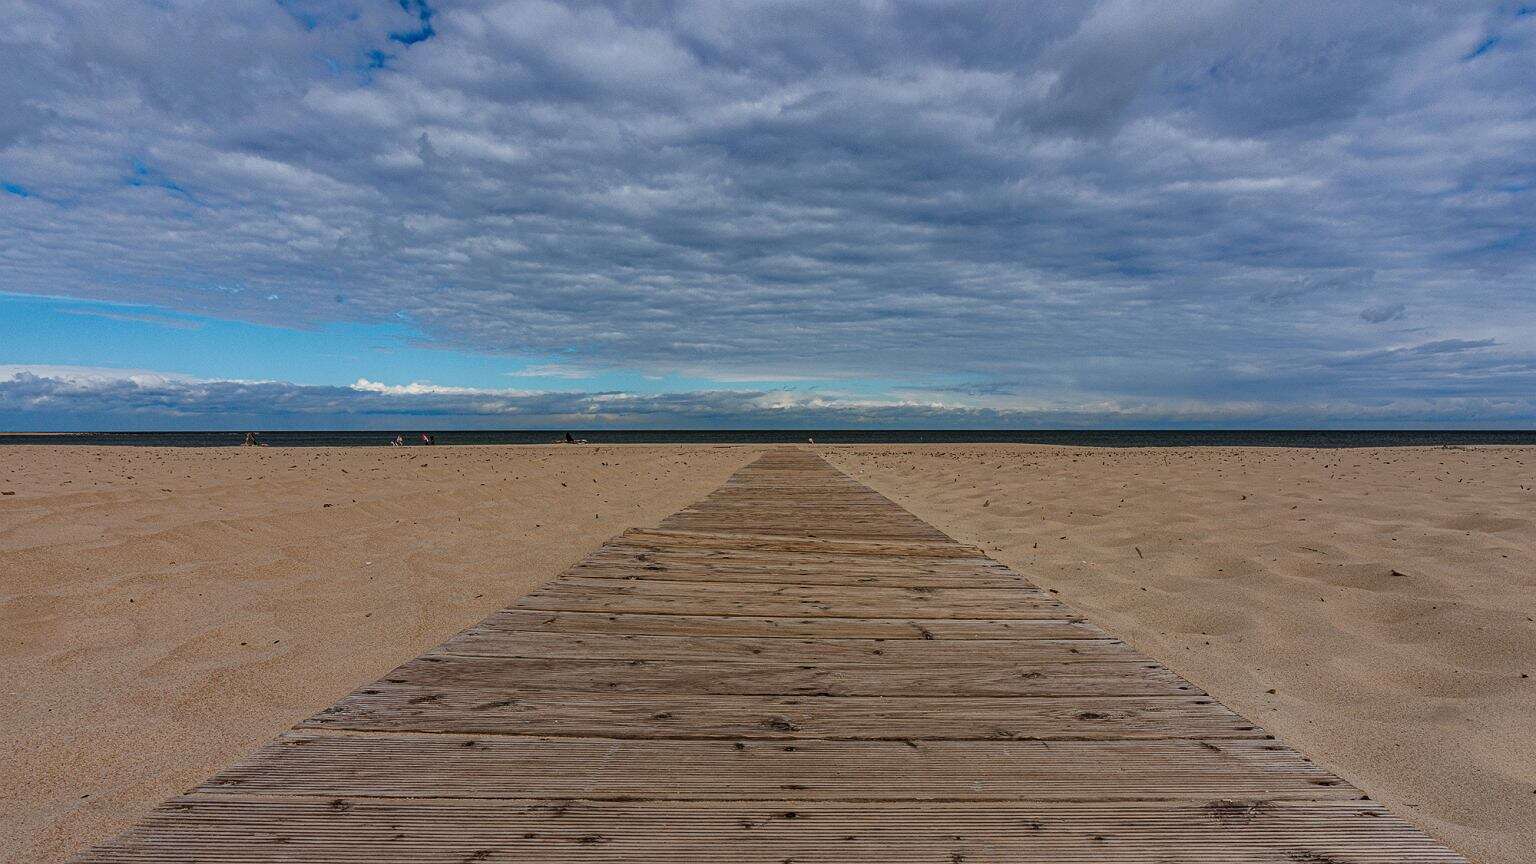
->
2;1;1534;421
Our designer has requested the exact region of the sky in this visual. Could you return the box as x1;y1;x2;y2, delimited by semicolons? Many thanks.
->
1;1;1534;430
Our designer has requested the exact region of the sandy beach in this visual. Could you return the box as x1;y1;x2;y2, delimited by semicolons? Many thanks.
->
0;444;756;864
3;443;1533;864
827;445;1536;864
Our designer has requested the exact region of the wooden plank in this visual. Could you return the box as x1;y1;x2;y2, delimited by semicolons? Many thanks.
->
586;542;1006;570
586;548;1009;575
548;575;1051;601
514;581;1071;619
521;576;1056;614
480;609;1106;640
657;516;953;542
301;691;1268;740
570;560;1028;588
574;547;1025;588
432;630;1142;664
77;797;1468;864
621;528;987;558
201;732;1353;802
352;654;1197;698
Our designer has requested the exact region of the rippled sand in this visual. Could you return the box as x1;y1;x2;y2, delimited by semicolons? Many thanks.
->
5;443;1532;863
826;444;1536;864
0;444;756;864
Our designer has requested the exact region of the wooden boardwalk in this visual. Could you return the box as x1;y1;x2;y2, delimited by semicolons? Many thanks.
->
78;449;1466;862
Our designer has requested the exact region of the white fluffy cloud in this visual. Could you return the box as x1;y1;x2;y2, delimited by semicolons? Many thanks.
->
2;1;1534;422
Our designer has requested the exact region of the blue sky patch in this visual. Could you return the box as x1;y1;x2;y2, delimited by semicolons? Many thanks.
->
0;1;1531;428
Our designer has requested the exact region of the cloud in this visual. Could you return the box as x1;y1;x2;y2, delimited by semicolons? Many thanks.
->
1408;338;1497;355
0;364;203;387
0;1;1533;421
503;363;596;380
350;377;531;396
1252;270;1375;307
1359;302;1407;323
4;368;1536;432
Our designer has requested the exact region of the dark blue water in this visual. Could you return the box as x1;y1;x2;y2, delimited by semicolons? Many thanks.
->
2;430;1534;448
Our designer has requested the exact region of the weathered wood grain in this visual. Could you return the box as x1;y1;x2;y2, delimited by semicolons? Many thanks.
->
480;608;1104;640
300;691;1267;740
200;732;1356;802
570;549;1025;588
514;579;1071;619
622;527;986;557
349;653;1197;697
432;630;1141;663
77;797;1467;864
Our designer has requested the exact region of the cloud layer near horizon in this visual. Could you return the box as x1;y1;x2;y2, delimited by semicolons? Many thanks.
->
2;1;1535;424
6;366;1536;431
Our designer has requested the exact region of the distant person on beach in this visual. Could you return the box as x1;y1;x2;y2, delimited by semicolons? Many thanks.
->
421;433;434;445
565;432;576;444
242;432;258;447
391;435;404;447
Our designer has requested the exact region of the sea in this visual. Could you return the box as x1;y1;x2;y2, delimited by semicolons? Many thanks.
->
1;430;1534;448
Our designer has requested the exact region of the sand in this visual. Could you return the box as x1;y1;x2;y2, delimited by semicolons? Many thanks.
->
824;445;1536;864
3;443;1532;863
0;444;757;864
